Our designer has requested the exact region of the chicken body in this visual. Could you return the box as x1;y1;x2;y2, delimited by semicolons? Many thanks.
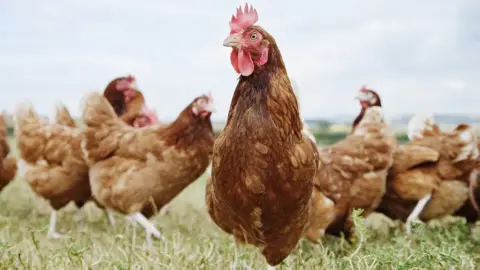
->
305;106;396;241
377;113;479;232
0;113;17;192
207;12;319;267
14;103;92;238
82;92;214;239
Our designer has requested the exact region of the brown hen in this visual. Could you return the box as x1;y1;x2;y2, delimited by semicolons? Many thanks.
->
376;113;479;233
14;103;93;238
305;106;395;241
206;4;319;269
82;92;215;240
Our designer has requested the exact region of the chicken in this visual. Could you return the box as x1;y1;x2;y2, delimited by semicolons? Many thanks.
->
305;106;395;241
353;86;382;131
103;75;160;127
81;91;215;241
14;103;93;238
206;4;319;269
376;113;479;233
0;112;17;192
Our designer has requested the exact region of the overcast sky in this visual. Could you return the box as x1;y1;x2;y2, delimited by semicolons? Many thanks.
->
1;0;479;121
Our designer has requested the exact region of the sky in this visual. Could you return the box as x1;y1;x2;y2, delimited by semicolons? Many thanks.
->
1;0;479;121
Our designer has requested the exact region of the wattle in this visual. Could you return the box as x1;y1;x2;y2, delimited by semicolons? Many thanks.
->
230;48;254;76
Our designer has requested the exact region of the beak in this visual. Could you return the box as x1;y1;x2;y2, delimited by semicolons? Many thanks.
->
204;102;216;113
223;33;242;48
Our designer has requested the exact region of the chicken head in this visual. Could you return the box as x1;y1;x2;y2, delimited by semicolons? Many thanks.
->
115;74;139;102
192;92;216;118
356;86;382;109
223;4;269;76
133;106;160;128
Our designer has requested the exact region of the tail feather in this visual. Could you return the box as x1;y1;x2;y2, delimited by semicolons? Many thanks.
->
407;112;440;141
14;103;49;163
55;102;76;127
81;92;127;162
81;92;119;128
14;102;43;132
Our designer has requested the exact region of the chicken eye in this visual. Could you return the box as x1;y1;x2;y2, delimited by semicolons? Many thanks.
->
250;33;257;40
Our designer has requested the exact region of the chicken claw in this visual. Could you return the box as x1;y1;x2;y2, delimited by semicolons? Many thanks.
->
405;193;431;234
128;212;163;240
47;210;64;239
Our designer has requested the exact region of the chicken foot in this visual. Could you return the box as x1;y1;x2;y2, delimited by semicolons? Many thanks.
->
128;212;162;241
405;193;432;234
47;210;63;239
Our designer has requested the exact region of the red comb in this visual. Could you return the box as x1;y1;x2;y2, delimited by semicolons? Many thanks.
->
229;3;258;34
126;74;136;82
360;85;368;92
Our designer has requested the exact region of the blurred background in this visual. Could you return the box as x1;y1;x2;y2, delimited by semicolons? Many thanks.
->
1;0;479;143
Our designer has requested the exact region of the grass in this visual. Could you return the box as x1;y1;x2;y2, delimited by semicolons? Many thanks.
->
1;137;480;269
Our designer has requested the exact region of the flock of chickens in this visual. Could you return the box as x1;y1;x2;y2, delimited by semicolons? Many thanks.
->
0;3;479;269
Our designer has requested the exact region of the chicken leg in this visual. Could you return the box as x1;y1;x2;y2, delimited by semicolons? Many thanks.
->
405;193;431;234
47;210;63;239
104;209;116;226
128;212;162;241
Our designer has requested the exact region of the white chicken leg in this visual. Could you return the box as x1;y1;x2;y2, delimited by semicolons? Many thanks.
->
267;265;276;270
128;212;162;241
405;193;431;234
104;209;116;226
47;210;63;239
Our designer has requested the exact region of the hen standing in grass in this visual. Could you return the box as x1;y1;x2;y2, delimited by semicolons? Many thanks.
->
206;4;319;269
0;112;17;193
305;106;396;241
82;92;215;241
14;103;97;238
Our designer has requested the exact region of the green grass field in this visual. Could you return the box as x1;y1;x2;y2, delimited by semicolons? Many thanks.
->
1;136;480;269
